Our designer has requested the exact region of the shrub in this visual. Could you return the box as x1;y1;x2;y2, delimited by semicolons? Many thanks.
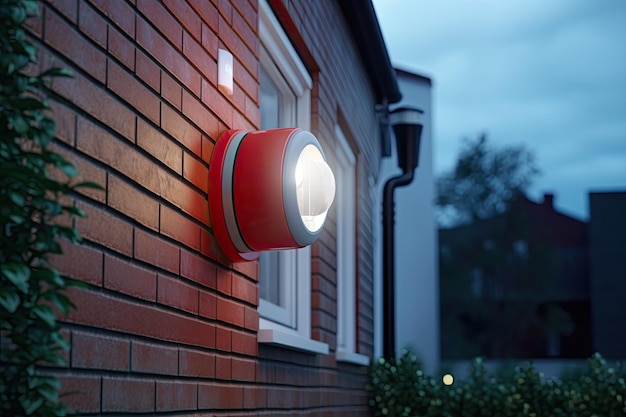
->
1;0;100;415
367;350;626;417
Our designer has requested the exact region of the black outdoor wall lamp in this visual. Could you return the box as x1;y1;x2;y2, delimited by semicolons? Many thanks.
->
382;106;424;360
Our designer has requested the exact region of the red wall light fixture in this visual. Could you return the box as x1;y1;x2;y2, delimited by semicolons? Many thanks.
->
209;128;335;262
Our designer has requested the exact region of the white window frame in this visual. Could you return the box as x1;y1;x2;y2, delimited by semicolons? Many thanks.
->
256;0;328;355
334;125;369;365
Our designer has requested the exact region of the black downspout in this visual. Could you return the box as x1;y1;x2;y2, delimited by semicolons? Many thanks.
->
381;109;423;360
382;171;414;360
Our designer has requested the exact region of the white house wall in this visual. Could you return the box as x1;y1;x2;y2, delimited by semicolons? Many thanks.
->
373;70;439;373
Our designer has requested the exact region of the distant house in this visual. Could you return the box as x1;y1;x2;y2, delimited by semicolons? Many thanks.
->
34;0;423;414
589;191;626;359
439;193;592;359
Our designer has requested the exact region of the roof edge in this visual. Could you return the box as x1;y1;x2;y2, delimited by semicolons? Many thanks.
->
339;0;401;104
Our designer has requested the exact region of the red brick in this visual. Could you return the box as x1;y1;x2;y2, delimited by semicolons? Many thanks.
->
77;118;161;193
231;108;256;132
156;381;197;411
137;0;183;49
67;153;107;203
51;240;103;286
230;82;246;115
243;306;259;331
104;254;157;302
72;331;130;371
157;274;199;314
216;267;232;295
215;325;231;351
136;16;201;96
160;205;201;250
201;228;232;266
158;170;210;226
201;78;232;127
233;0;257;35
215;355;231;380
233;57;258;104
183;151;209;192
216;297;244;327
244;385;267;409
58;375;101;413
47;0;78;23
232;356;255;381
179;348;215;378
163;0;202;41
182;90;220;139
107;174;159;231
181;249;217;288
218;13;256;78
231;274;258;305
24;3;43;37
131;341;178;375
136;49;160;92
49;100;76;146
90;0;135;36
199;290;217;319
108;26;135;71
45;9;106;83
102;377;155;413
183;30;217;83
134;229;180;274
161;103;202;156
78;1;107;47
233;258;258;282
76;201;133;256
245;93;261;128
53;73;135;141
161;71;182;109
108;60;160;124
66;287;216;348
231;330;257;356
188;0;218;33
137;118;183;174
201;22;218;60
202;135;214;163
232;5;258;57
215;0;232;24
198;383;242;409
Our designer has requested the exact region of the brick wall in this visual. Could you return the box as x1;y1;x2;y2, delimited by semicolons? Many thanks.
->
32;0;381;415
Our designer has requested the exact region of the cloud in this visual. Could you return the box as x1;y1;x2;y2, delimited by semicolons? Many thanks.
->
373;0;626;219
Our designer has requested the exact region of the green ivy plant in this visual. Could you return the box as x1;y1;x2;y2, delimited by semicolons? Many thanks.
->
0;0;100;415
367;350;626;417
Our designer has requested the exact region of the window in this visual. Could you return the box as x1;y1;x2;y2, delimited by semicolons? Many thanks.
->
334;125;369;365
256;0;328;354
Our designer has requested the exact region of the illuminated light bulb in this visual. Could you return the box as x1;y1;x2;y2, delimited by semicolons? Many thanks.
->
295;145;335;232
442;374;454;386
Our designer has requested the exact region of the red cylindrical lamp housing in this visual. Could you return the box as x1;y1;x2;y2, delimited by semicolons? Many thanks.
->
208;128;335;262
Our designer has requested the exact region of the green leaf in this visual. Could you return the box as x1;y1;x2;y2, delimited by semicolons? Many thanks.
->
1;262;30;293
32;304;57;327
0;290;21;313
23;396;44;415
74;180;105;190
12;97;45;110
8;191;26;206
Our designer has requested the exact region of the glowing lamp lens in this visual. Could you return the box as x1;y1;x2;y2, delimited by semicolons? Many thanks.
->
295;144;335;232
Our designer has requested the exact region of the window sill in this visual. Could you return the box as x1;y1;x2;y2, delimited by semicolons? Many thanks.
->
336;349;370;366
258;328;329;355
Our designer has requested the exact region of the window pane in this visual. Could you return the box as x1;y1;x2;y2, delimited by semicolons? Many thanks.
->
259;252;280;304
260;65;280;130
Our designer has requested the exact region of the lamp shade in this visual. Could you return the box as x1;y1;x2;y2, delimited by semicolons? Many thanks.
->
208;128;335;262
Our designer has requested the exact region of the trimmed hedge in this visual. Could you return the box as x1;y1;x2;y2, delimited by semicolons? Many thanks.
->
367;350;626;417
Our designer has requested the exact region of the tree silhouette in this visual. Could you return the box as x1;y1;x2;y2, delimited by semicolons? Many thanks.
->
437;134;539;227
